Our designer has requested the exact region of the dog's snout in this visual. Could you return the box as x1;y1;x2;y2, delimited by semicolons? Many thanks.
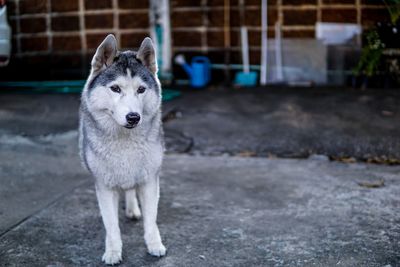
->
126;112;141;125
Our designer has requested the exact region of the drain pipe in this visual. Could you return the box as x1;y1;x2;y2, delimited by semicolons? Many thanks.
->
149;0;172;81
211;64;261;70
275;21;283;81
260;0;268;85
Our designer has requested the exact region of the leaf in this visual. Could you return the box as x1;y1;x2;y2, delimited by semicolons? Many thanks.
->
358;179;385;188
236;151;256;157
333;157;357;163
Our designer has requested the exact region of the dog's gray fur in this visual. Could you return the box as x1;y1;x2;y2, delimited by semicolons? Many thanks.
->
79;34;166;265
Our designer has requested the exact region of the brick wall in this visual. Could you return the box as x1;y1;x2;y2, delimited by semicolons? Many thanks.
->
4;0;151;79
1;0;389;80
171;0;389;66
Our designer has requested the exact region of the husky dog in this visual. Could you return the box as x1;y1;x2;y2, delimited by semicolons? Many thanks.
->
79;34;166;265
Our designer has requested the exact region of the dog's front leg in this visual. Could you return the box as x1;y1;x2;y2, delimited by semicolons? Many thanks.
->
96;184;122;265
137;176;166;257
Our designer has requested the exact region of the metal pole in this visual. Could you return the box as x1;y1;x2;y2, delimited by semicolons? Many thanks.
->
260;0;268;85
224;0;231;85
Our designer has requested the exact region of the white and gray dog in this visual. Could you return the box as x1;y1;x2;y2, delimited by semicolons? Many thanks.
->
79;34;166;265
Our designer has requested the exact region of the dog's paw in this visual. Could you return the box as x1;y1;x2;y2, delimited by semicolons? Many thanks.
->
125;207;141;220
147;242;167;257
102;250;122;265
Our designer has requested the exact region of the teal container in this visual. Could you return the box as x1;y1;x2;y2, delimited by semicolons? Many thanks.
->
234;71;258;87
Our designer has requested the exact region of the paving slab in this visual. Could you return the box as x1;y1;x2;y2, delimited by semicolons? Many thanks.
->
0;131;88;235
1;154;400;266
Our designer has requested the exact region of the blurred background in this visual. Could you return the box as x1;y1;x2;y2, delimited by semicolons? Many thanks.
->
0;0;399;88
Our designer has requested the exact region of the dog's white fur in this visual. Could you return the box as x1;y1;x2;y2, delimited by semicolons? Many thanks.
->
79;35;166;265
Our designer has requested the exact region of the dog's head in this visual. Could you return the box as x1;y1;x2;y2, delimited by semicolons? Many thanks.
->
86;34;161;129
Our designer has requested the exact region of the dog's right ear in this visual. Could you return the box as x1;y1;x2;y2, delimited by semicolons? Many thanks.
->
91;34;117;74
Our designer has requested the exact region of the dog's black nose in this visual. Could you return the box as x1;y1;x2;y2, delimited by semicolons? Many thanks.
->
126;112;140;125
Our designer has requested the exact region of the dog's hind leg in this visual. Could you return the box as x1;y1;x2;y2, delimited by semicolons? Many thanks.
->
96;184;123;265
125;188;142;220
138;177;166;257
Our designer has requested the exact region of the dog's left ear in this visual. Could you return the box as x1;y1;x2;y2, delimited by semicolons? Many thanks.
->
137;37;157;74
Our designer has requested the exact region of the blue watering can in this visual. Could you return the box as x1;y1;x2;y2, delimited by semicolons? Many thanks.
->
176;55;211;88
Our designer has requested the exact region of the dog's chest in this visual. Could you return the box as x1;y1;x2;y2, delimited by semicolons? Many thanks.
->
87;135;163;189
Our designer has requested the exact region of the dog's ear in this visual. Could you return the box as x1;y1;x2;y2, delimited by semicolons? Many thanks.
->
137;37;157;74
91;34;117;74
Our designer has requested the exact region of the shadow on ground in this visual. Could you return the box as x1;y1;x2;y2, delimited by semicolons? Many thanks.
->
1;87;400;159
162;87;400;160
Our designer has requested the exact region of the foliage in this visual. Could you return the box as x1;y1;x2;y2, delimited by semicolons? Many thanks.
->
354;0;400;77
353;29;385;76
383;0;400;24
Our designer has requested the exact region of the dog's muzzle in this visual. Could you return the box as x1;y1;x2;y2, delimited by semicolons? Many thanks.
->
125;112;140;128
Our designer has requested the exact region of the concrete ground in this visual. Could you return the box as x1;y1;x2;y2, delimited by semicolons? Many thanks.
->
1;87;400;159
162;87;400;160
1;88;400;266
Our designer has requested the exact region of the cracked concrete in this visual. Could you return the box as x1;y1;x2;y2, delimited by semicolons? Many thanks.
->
1;89;400;266
1;147;400;266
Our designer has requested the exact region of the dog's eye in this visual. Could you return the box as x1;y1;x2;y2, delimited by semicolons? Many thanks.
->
110;85;121;93
137;86;146;94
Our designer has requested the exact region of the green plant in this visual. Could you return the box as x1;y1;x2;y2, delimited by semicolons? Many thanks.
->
383;0;400;24
354;0;400;77
353;29;385;76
